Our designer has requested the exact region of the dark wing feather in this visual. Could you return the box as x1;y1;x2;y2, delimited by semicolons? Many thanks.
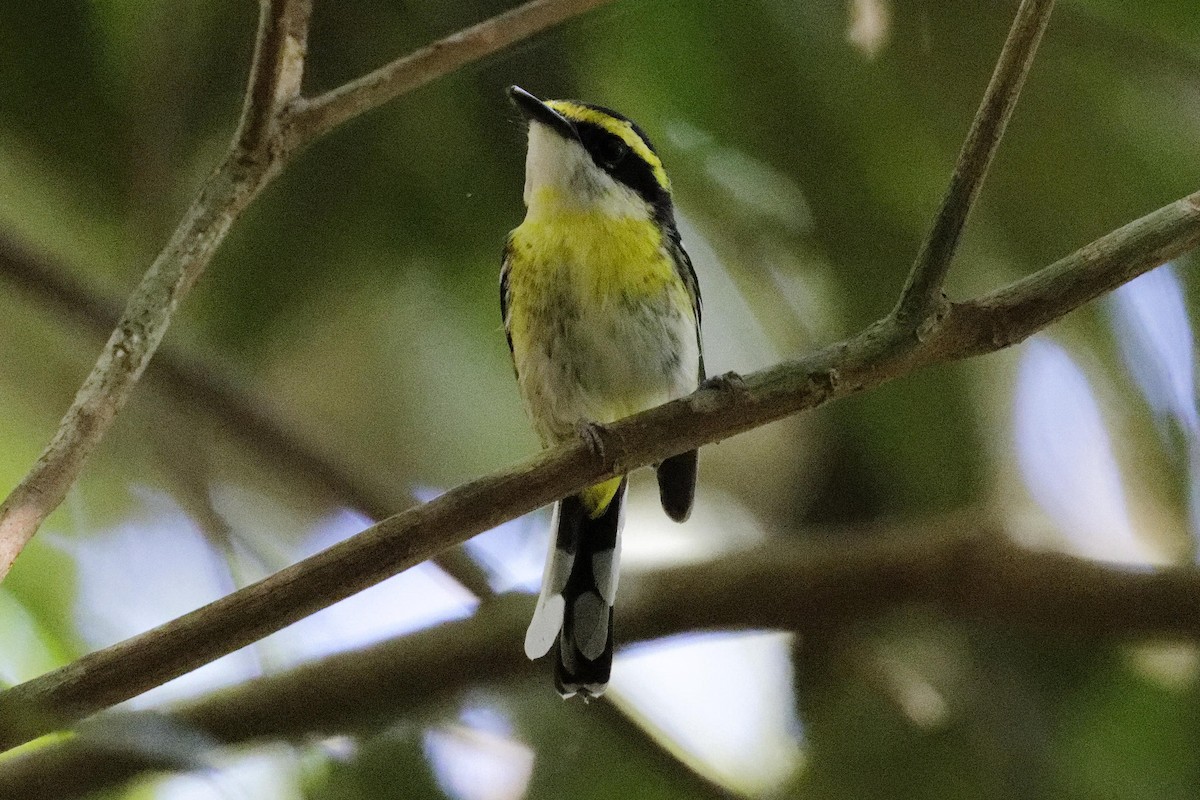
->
657;225;703;523
666;226;704;381
500;238;515;364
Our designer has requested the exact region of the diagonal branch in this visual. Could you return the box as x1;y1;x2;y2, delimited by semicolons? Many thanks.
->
3;526;1199;799
893;0;1056;332
0;0;615;582
0;232;494;597
1;188;1198;752
0;0;313;581
0;155;260;583
237;0;313;154
938;192;1200;355
280;0;618;151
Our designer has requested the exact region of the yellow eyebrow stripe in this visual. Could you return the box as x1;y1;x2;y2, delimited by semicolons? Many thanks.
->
547;100;671;191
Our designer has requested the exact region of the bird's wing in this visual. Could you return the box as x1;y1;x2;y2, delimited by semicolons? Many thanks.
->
500;237;515;364
667;227;704;381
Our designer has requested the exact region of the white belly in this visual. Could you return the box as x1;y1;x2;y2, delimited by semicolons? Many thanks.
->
515;280;699;445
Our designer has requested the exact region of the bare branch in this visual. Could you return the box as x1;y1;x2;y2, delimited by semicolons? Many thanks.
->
0;0;312;581
1;187;1198;752
237;0;313;154
939;191;1200;355
0;161;268;581
893;0;1055;331
0;232;494;597
0;0;609;582
3;527;1199;799
281;0;618;151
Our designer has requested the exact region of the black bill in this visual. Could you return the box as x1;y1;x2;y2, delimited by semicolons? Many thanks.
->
508;85;578;140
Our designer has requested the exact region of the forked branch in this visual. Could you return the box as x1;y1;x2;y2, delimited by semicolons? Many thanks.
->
893;0;1055;331
0;0;618;580
282;0;618;151
0;0;314;580
237;0;312;153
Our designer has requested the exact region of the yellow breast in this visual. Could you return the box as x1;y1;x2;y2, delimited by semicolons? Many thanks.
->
506;204;679;355
511;208;671;289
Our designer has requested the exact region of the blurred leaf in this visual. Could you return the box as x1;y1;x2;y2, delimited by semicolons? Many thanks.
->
306;728;446;800
1057;649;1200;800
508;684;723;800
1066;0;1200;55
794;620;1057;800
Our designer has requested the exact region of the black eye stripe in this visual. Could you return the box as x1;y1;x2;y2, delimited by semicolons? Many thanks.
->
575;122;626;162
597;138;628;166
573;120;666;206
574;102;661;157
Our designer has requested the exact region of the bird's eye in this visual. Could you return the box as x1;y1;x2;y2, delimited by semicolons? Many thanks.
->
597;138;629;167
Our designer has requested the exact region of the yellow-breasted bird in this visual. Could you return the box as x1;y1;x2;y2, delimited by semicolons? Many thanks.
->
501;86;703;698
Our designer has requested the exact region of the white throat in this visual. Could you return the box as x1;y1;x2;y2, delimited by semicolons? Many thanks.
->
523;122;648;219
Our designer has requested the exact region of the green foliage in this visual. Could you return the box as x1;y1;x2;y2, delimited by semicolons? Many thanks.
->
306;728;447;800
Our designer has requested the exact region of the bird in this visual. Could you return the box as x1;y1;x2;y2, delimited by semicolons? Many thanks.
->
500;86;703;698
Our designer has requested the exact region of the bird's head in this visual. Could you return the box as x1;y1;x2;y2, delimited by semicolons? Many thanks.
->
508;85;673;222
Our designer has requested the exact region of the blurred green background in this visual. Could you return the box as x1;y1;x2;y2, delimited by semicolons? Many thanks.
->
1;0;1199;797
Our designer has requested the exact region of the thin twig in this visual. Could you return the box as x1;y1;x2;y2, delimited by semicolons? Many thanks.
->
0;232;494;597
0;0;311;580
0;159;261;581
237;0;312;154
893;0;1056;332
3;526;1199;799
281;0;618;151
0;0;611;582
1;188;1197;752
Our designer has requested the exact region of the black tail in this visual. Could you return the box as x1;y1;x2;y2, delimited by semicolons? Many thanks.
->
657;450;698;522
552;480;626;698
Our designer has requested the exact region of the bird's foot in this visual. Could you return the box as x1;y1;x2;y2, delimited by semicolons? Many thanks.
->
575;420;609;460
702;370;749;396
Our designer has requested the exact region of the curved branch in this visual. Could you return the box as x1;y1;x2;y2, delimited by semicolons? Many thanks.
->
281;0;618;151
0;0;613;582
894;0;1055;330
0;231;494;597
0;0;312;580
3;529;1198;799
1;188;1198;752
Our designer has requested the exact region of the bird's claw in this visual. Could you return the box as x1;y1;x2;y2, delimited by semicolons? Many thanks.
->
702;370;749;395
575;420;608;460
